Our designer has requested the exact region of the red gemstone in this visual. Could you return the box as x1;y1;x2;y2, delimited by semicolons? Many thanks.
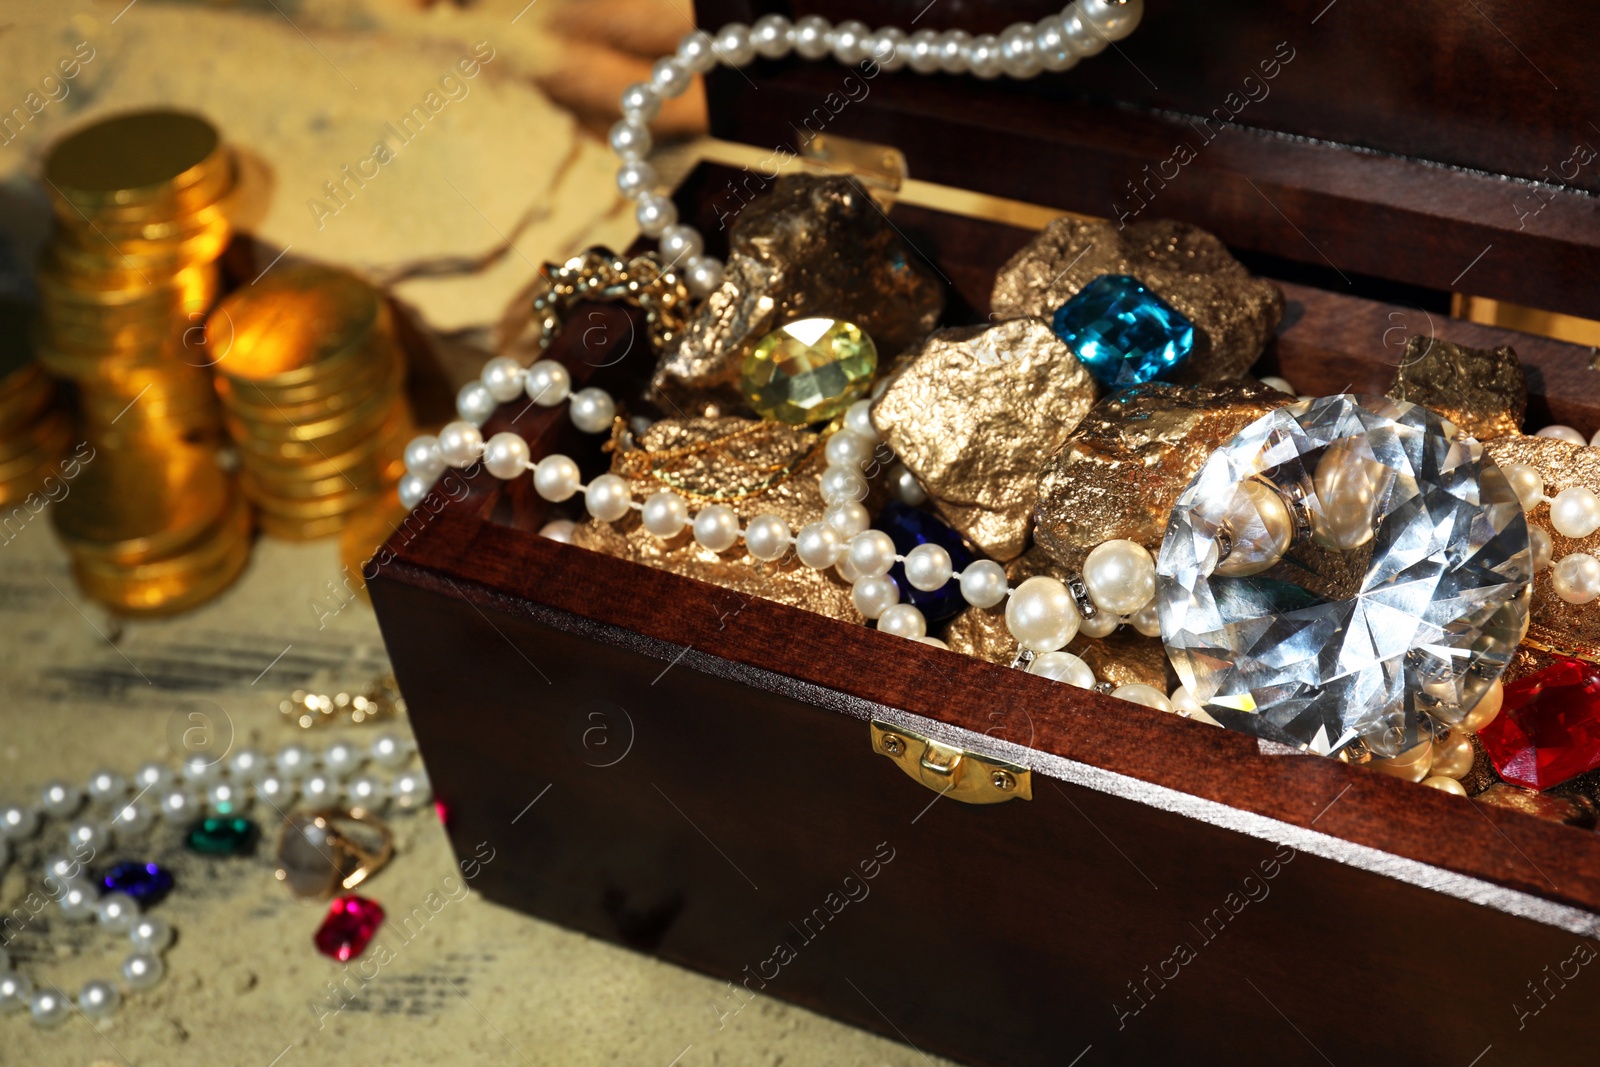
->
1478;656;1600;790
434;799;450;827
314;895;385;962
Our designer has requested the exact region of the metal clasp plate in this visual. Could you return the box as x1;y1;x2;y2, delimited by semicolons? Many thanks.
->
870;720;1031;805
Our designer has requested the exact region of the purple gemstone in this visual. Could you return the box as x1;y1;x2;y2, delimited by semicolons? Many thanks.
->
101;861;173;904
875;502;979;623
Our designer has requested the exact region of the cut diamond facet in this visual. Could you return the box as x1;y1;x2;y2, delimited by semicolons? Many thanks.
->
740;317;877;424
1050;274;1195;387
1156;395;1532;757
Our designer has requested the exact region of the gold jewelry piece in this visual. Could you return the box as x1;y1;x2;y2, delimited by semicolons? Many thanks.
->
274;808;394;900
280;674;404;730
504;247;691;356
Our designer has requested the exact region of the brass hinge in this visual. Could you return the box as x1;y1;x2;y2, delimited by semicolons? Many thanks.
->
799;134;906;207
870;720;1031;805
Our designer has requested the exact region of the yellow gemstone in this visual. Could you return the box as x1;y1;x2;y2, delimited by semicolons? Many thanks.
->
741;317;877;425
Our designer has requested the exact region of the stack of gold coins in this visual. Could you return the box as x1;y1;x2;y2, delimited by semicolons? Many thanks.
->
209;263;412;540
0;302;70;507
35;109;234;447
51;443;251;616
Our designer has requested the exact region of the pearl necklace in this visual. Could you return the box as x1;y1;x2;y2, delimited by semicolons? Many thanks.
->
0;734;428;1029
1502;432;1600;606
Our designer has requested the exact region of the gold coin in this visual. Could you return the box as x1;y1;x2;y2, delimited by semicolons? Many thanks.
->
45;111;222;210
74;487;250;585
74;524;251;617
257;510;349;542
234;405;410;483
221;362;401;443
215;344;396;422
244;479;376;520
338;489;408;600
46;233;222;280
209;264;380;385
0;370;55;435
52;442;230;564
239;459;389;501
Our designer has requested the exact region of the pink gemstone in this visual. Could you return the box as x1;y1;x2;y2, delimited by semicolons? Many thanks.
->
1478;657;1600;790
434;799;450;827
314;895;385;962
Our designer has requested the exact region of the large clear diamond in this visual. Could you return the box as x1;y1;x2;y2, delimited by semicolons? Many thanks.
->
1156;395;1531;757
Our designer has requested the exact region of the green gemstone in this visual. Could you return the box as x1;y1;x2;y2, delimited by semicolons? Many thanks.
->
740;317;877;425
185;815;259;856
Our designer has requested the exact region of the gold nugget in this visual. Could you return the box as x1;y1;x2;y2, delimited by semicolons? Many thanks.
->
1387;335;1526;440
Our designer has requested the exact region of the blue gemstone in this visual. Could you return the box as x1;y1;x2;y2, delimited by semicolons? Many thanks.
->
1051;274;1196;387
875;502;978;623
102;861;173;904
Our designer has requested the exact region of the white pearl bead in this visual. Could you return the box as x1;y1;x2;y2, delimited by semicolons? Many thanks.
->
871;27;908;70
608;119;651;161
133;762;174;794
398;472;431;510
40;780;82;819
370;731;413;770
1531;526;1553;571
658;224;704;265
824;430;873;469
584;473;632;522
1463;680;1505;733
616;159;657;199
66;820;108;855
677;29;718;74
959;560;1009;609
913;636;949;649
835;553;865;583
86;769;126;805
483;432;531;479
122;952;164;991
129;916;174;953
650;56;693;98
206;780;246;813
1032;14;1080;71
619;81;660;123
637;193;678;238
480;356;526;402
1550;486;1600;538
0;973;32;1014
301;774;340;806
714;23;757;66
847;530;898;578
228;748;267;781
744;514;792;561
887;463;926;506
1129;600;1163;637
524;360;571;406
1168;685;1222;725
936;29;972;73
904;543;953;592
907;28;941;72
1213;480;1294;577
254;774;296;808
693;505;741;552
820;466;868;504
79;979;120;1019
831;19;872;64
109;800;154;841
792;15;833;59
966;33;1003;79
322;741;364;778
1028;650;1095;688
543;520;575;544
455;380;497;425
1422;775;1467;796
844;400;880;444
158;790;198;822
1593;427;1600;447
999;22;1041;79
391;770;432;811
642;490;690;537
0;805;39;840
346;775;386;810
1536;424;1588;446
437;421;483;467
1082;0;1144;40
1113;683;1174;711
1552;552;1600;604
684;255;725;297
58;883;97;922
1077;608;1122;638
795;522;844;569
275;743;314;777
750;14;794;58
1502;462;1545;512
29;988;70;1028
1005;576;1080;653
852;575;900;619
823;501;871;538
180;752;222;783
1062;7;1110;55
877;603;927;638
1082;539;1157;615
570;387;617;434
533;455;582;502
95;892;140;932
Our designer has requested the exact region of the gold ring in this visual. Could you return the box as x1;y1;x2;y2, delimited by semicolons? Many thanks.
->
274;807;394;900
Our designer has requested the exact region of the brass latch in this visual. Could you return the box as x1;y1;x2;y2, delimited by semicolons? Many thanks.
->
800;134;906;207
870;720;1031;805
